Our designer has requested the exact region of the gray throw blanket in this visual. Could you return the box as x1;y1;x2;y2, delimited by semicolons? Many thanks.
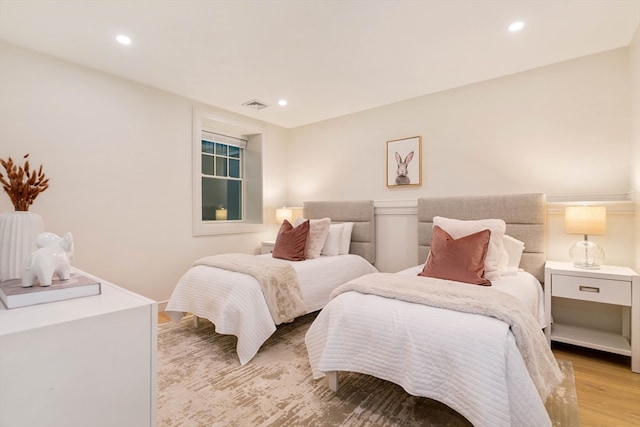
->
330;272;563;402
194;254;308;324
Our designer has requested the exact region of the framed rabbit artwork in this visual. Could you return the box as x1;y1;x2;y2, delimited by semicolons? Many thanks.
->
386;135;422;188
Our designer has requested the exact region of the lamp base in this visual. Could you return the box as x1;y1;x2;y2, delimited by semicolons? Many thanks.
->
569;239;604;270
572;262;601;270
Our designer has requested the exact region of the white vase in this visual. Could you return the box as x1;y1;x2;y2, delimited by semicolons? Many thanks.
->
0;211;44;281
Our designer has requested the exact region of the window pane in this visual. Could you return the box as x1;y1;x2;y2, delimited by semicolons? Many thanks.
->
202;155;214;176
229;159;240;178
227;180;242;220
215;143;227;156
202;177;242;221
229;145;240;158
216;157;227;177
202;140;214;154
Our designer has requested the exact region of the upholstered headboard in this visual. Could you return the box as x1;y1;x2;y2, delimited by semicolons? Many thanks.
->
417;193;546;282
303;200;375;265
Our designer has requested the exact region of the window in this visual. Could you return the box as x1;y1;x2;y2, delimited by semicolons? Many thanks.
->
201;132;245;221
193;108;266;235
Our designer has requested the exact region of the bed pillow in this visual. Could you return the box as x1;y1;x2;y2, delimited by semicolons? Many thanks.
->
321;223;344;256
294;217;331;259
419;225;491;286
339;222;354;255
502;234;525;275
272;219;309;261
433;216;507;281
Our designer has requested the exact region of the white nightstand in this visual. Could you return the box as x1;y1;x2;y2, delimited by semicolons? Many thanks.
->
261;240;275;254
544;261;639;373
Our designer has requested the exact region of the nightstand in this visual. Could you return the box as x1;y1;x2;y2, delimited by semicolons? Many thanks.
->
261;240;275;254
544;261;639;373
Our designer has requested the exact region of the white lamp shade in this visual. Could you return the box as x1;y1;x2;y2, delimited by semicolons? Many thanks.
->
276;207;303;224
564;206;606;235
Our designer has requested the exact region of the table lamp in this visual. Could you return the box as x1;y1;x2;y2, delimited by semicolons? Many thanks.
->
276;207;303;224
564;206;606;269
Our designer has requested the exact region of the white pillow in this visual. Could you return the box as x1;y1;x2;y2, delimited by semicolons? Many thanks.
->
339;222;354;255
321;223;344;256
502;235;525;276
433;216;508;281
294;217;331;259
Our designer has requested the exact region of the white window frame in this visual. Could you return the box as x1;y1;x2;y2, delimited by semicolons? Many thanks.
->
192;107;267;235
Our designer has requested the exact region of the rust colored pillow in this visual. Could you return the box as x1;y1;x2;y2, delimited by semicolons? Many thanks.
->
272;219;310;261
419;225;492;286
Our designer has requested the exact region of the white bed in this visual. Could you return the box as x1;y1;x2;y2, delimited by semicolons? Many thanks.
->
165;200;377;365
305;193;562;427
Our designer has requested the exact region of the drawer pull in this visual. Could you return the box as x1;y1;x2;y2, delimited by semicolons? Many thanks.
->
579;285;600;293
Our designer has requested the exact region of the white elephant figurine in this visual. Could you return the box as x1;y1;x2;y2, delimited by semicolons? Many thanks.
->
22;232;75;287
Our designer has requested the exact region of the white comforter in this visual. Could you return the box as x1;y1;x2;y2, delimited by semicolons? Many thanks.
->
305;270;556;427
166;253;377;365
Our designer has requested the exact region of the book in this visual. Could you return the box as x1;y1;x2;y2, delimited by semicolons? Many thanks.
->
0;272;101;309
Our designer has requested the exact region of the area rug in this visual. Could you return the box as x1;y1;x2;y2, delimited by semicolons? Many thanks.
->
157;313;579;426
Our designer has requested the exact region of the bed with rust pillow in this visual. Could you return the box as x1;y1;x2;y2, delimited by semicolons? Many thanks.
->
419;225;492;286
272;219;310;261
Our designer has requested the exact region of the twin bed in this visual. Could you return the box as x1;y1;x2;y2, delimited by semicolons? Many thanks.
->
165;200;378;365
166;193;561;427
305;193;561;427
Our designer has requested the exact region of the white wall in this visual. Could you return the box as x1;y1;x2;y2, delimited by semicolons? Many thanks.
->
0;43;290;302
1;40;637;303
630;26;640;273
287;47;636;273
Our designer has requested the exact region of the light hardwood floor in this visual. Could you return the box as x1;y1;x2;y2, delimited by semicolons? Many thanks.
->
158;313;640;426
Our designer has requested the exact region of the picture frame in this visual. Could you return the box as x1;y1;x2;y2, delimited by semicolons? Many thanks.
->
386;136;422;188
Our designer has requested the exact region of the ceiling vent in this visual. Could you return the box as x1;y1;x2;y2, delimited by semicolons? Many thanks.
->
242;99;269;110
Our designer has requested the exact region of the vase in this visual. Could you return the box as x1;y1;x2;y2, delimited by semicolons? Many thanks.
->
0;211;44;281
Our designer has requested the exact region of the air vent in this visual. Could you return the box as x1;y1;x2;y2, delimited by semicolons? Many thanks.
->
242;99;269;110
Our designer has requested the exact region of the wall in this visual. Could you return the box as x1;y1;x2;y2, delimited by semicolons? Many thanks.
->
288;48;636;273
1;41;637;303
631;26;640;273
0;43;290;302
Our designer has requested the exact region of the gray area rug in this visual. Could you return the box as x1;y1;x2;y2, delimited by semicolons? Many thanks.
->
158;313;579;426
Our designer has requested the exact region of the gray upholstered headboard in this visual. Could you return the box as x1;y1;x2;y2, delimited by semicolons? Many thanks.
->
417;193;546;282
303;200;375;265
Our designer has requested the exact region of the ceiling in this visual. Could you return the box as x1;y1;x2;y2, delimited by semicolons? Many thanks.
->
0;1;639;129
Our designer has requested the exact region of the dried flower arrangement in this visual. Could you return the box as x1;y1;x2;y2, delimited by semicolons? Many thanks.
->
0;154;49;211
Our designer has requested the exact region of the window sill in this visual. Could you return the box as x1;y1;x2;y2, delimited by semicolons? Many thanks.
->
193;221;266;236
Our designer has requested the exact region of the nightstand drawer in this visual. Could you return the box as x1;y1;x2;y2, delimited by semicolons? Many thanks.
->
552;274;631;306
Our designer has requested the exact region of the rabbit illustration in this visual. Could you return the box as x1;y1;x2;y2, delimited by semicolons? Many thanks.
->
395;151;414;185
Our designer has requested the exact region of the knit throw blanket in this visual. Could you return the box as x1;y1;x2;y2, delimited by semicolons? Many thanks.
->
194;254;308;324
330;272;563;402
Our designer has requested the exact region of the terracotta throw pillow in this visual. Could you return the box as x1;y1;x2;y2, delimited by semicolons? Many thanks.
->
272;220;309;261
419;225;492;286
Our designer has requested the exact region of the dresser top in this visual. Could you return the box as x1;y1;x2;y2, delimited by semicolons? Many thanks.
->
0;268;155;336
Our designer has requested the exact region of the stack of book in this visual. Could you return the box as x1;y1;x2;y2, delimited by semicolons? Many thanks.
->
0;272;101;309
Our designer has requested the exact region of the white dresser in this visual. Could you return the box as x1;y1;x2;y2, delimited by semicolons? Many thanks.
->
0;269;157;427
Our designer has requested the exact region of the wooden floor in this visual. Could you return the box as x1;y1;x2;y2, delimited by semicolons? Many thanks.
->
551;343;640;427
158;313;639;426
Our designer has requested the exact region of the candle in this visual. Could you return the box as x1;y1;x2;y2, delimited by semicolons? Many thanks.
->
215;208;227;220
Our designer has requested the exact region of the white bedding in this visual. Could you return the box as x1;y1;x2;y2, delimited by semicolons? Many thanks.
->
398;265;547;328
165;253;377;365
305;269;557;427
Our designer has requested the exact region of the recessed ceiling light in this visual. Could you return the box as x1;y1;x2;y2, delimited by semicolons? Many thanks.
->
508;21;525;32
116;35;132;45
278;99;288;107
